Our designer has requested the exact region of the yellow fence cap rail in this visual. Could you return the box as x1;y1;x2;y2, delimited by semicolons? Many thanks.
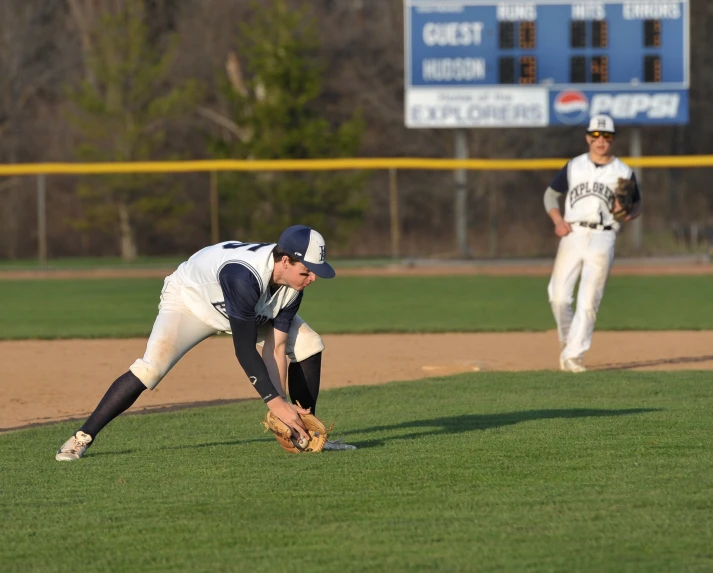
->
1;156;713;176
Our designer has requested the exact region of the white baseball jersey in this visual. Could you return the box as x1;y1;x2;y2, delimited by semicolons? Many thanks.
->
552;153;634;228
172;241;302;333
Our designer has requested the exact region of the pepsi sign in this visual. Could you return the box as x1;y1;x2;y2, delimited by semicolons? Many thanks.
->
550;90;688;126
553;91;590;125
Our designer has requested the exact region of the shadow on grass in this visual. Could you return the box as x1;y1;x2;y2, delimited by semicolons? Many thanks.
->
152;407;662;454
342;407;660;449
593;355;713;371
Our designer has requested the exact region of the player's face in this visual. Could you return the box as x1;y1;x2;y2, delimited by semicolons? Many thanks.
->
586;131;614;156
284;260;317;290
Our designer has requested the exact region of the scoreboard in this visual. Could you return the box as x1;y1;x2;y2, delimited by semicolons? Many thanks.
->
405;0;689;127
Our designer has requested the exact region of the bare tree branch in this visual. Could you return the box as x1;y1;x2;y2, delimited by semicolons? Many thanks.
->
196;106;249;141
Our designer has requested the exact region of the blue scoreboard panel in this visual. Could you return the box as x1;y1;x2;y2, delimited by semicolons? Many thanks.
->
404;0;689;127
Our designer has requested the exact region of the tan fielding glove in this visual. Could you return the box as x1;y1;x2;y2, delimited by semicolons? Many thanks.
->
262;411;331;453
612;177;637;222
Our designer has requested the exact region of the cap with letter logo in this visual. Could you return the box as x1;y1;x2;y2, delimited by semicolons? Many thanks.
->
277;225;336;279
587;114;616;134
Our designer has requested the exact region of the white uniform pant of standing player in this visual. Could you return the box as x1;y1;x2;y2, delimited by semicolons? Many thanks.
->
548;225;616;364
128;277;325;392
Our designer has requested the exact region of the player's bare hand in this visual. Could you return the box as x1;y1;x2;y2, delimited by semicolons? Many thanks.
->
267;397;310;441
554;220;572;237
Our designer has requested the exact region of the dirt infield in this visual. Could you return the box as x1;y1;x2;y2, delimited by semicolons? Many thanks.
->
3;330;713;433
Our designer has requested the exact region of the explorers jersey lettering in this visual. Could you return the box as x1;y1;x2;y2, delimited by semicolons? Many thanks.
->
171;241;301;333
550;153;635;228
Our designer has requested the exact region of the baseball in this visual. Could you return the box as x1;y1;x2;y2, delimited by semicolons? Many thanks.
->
295;436;309;449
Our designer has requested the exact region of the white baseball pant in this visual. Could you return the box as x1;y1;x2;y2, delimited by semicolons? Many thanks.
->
548;225;616;362
129;278;325;390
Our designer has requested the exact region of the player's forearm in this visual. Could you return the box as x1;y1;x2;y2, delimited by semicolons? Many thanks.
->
233;342;280;402
543;187;562;217
228;316;281;402
547;207;565;225
262;339;288;396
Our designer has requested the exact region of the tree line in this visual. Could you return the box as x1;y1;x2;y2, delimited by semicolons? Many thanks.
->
1;0;711;260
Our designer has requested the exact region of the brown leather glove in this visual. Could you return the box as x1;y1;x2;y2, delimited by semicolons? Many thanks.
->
612;177;637;221
261;411;331;453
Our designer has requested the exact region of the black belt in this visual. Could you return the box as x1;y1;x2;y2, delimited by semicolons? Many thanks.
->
577;222;613;231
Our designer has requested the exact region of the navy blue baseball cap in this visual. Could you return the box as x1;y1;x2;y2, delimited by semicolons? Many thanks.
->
277;225;336;279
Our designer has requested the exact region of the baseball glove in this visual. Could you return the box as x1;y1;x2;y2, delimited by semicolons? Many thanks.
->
612;177;637;221
261;411;331;453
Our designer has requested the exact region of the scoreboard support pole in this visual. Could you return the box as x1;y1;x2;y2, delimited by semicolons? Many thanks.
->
629;128;644;253
454;129;471;258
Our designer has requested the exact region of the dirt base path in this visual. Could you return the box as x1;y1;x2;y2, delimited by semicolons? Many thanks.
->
3;331;712;433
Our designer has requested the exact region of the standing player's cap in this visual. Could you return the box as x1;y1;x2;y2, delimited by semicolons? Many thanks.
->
587;114;616;134
277;225;336;279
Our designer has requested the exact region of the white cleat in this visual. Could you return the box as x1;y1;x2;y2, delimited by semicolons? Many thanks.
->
55;431;93;461
323;439;357;451
561;357;587;373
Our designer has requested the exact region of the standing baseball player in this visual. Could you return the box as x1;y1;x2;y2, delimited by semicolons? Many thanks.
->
55;225;356;460
544;115;642;372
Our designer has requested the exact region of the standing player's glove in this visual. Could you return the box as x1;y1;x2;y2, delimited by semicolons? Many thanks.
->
261;410;331;453
612;177;637;221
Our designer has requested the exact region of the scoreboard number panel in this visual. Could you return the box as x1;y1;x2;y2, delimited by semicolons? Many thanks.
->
519;21;536;49
405;0;689;127
644;55;662;83
591;20;608;48
571;20;608;49
644;19;662;47
519;56;537;84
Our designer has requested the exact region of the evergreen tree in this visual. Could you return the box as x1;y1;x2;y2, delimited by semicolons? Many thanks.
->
67;0;200;260
213;0;367;243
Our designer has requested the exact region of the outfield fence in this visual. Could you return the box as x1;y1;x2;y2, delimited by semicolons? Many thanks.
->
1;156;713;263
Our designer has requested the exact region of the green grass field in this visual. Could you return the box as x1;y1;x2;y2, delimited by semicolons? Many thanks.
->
0;275;712;338
1;273;712;571
2;372;713;572
0;256;393;271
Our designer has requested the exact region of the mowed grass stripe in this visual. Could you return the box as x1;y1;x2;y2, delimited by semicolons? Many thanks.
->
1;371;713;572
0;275;712;339
0;278;165;339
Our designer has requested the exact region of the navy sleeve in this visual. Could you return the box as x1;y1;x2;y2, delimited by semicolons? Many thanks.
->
228;316;280;403
273;291;303;333
630;172;642;203
549;162;570;193
218;263;261;320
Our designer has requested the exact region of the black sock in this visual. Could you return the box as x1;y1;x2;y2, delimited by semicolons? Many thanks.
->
288;352;322;414
79;371;147;439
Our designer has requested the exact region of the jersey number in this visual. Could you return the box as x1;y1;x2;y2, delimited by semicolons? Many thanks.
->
222;242;270;252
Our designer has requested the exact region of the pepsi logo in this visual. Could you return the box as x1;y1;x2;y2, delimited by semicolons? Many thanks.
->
553;91;589;124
